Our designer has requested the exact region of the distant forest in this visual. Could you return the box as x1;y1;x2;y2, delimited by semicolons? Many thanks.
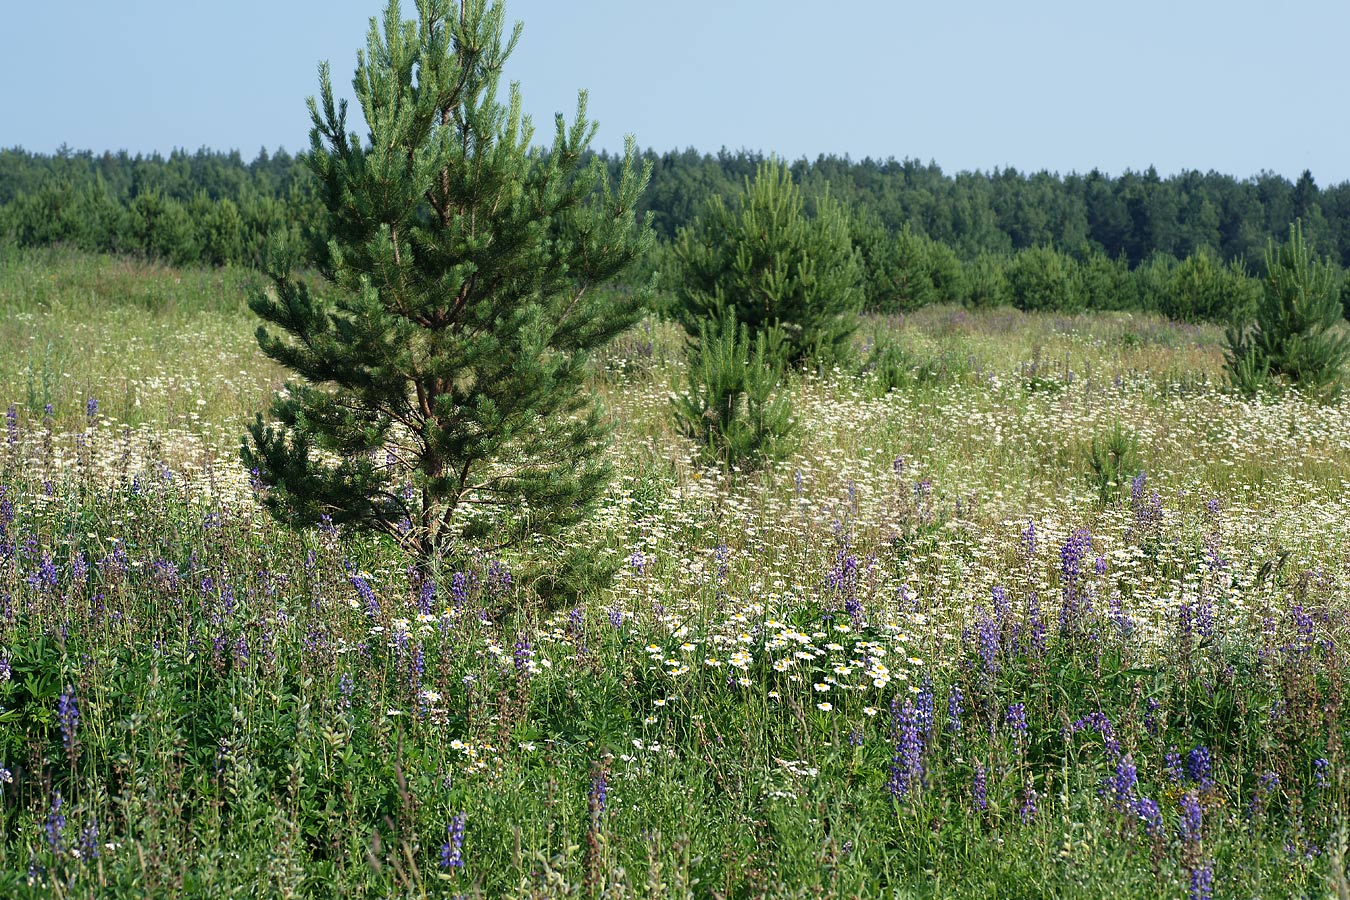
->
4;145;1350;320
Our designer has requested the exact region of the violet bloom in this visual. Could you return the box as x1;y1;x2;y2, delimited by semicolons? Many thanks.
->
887;698;924;800
1185;746;1212;790
1178;792;1203;846
1005;703;1028;741
45;792;66;854
440;813;466;869
349;574;378;619
1106;755;1137;809
417;577;436;616
971;761;988;811
1189;862;1213;900
946;686;964;734
1019;785;1038;823
57;686;78;753
589;770;609;827
1133;796;1163;837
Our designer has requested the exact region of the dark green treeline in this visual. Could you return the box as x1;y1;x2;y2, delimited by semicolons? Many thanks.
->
4;144;1350;320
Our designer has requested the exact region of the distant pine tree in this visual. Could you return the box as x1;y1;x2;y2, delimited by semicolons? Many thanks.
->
242;0;651;589
1226;220;1349;395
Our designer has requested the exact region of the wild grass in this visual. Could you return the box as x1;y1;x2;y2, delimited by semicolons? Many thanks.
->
0;248;1347;898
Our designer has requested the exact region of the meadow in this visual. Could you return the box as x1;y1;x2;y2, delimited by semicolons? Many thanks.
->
1;246;1348;898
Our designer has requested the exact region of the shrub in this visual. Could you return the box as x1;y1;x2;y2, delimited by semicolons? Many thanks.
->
673;159;863;365
1006;245;1082;313
1225;220;1350;395
673;313;796;471
855;220;967;313
1075;249;1138;311
1084;423;1142;505
963;252;1011;308
243;0;652;585
1158;248;1258;323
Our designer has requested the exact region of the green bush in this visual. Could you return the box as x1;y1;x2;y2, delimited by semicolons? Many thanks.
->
673;159;863;365
1158;247;1257;323
673;313;796;470
1075;249;1138;311
1006;245;1082;313
963;252;1011;308
855;219;967;312
1225;220;1350;395
1084;423;1142;505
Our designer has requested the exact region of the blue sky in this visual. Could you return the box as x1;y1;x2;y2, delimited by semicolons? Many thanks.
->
5;0;1348;182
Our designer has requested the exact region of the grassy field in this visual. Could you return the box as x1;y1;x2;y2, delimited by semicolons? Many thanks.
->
1;246;1348;898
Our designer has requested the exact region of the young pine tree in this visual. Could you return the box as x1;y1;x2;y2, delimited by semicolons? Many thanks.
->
672;159;862;365
1226;220;1349;395
242;0;652;585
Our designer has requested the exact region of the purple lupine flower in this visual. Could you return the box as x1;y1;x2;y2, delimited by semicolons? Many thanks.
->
337;673;354;711
1178;792;1203;846
450;571;471;613
974;606;1000;673
887;698;925;800
85;397;98;421
1005;703;1028;742
1166;748;1184;783
1019;784;1038;823
1185;746;1212;790
57;686;78;753
5;404;16;446
1059;528;1094;634
1143;698;1161;737
567;606;585;633
78;818;99;860
608;603;624;630
629;550;646;574
972;761;988;810
512;639;533;675
1025;592;1047;655
1189;862;1213;900
1314;758;1329;789
1021;519;1037;558
1249;771;1280;819
947;686;964;733
589;769;609;827
440;813;466;869
45;792;66;854
1106;755;1137;809
1134;796;1163;838
417;577;436;616
915;680;935;740
349;574;379;619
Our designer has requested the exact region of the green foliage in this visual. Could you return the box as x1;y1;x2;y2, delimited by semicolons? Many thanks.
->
855;216;966;312
1226;220;1350;395
672;313;796;470
1006;245;1083;313
673;159;863;364
1075;248;1139;311
1084;423;1142;505
243;0;652;579
1158;247;1258;323
963;251;1011;308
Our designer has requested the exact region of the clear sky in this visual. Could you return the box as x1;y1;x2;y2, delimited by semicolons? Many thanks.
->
5;0;1348;183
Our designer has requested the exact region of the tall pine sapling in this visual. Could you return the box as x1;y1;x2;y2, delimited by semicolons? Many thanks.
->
1226;220;1350;395
673;159;862;365
243;0;652;586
